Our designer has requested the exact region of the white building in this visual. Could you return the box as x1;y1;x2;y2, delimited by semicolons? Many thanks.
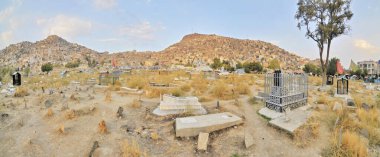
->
357;60;380;76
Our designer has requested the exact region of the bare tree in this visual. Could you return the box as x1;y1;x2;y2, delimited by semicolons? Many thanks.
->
295;0;353;86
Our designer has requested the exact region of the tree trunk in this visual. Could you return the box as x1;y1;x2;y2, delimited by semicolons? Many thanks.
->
322;39;332;86
318;46;326;87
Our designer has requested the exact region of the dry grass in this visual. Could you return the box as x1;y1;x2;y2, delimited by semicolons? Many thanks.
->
131;99;141;108
127;76;147;90
322;130;368;157
180;84;191;92
294;116;320;147
233;83;251;95
145;87;167;98
309;76;322;86
356;108;380;146
169;88;184;97
45;108;54;117
14;87;29;97
199;96;213;102
70;94;78;101
316;94;328;104
65;109;76;120
121;139;147;157
342;131;368;157
191;77;208;95
108;81;121;91
150;132;160;140
98;120;107;134
211;80;229;99
58;124;65;134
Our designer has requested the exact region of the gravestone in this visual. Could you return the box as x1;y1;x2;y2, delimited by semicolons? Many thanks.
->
336;78;348;95
264;70;308;112
326;75;334;85
153;94;207;116
12;72;21;86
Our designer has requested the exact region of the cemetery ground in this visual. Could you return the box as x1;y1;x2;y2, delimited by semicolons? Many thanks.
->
0;70;379;157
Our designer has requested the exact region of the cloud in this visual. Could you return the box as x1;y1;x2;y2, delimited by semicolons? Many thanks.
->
99;38;119;42
93;0;117;10
119;21;164;40
353;39;379;54
0;0;22;47
37;15;92;39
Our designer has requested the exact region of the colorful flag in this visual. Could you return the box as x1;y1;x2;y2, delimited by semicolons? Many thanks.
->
336;60;344;74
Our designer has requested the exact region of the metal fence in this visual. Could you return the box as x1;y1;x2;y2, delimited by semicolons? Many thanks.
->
264;70;308;112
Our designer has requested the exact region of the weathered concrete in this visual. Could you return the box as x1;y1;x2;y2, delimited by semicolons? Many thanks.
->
197;132;209;151
244;131;254;149
258;107;282;119
268;106;312;134
153;94;207;116
175;112;243;137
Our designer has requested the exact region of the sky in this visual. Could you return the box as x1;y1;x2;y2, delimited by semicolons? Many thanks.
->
0;0;379;67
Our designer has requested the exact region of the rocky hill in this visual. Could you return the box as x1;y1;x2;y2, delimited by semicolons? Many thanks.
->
0;35;101;71
113;33;310;69
0;33;310;71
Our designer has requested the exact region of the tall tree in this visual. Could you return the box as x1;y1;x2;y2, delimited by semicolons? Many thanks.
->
327;57;339;75
295;0;353;86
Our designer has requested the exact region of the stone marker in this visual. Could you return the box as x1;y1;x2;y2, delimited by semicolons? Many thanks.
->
175;112;243;137
197;132;209;151
116;106;123;118
244;131;254;148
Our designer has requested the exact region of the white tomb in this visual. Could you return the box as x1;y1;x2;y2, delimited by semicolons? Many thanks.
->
153;94;207;116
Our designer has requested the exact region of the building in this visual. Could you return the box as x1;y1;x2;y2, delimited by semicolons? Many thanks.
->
357;60;379;76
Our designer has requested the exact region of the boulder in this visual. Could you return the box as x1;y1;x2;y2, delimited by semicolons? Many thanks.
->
45;99;53;108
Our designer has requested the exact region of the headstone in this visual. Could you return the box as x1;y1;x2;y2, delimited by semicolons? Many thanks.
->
12;72;21;86
244;131;254;148
346;99;355;107
197;132;209;151
116;106;123;118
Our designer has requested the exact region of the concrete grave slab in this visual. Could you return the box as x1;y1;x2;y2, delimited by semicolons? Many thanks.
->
258;107;283;119
268;108;312;134
175;112;243;137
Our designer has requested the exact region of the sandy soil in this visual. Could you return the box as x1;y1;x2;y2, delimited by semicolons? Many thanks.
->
0;82;329;157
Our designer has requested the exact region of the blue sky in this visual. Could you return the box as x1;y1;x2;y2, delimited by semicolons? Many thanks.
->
0;0;379;67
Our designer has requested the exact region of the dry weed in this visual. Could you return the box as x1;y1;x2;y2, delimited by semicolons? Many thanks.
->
14;87;29;97
58;124;65;134
98;120;107;134
104;92;112;102
65;109;76;120
121;139;147;157
45;108;54;117
131;99;141;108
294;116;320;147
150;132;160;140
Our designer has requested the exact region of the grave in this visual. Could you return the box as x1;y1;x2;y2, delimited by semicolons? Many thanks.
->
12;71;21;86
98;71;121;86
259;70;311;134
336;77;348;95
153;94;207;116
264;70;308;112
175;112;243;137
326;75;334;85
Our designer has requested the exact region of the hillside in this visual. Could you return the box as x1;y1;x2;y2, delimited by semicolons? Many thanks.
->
112;33;310;69
0;33;310;71
0;35;101;71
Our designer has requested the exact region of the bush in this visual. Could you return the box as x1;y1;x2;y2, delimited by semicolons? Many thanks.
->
14;87;29;97
121;139;147;157
65;62;80;68
170;88;184;97
41;63;53;73
322;130;368;157
211;81;228;99
234;83;251;95
180;84;191;92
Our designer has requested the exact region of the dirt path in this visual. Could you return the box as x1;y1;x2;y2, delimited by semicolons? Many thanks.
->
241;96;324;157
